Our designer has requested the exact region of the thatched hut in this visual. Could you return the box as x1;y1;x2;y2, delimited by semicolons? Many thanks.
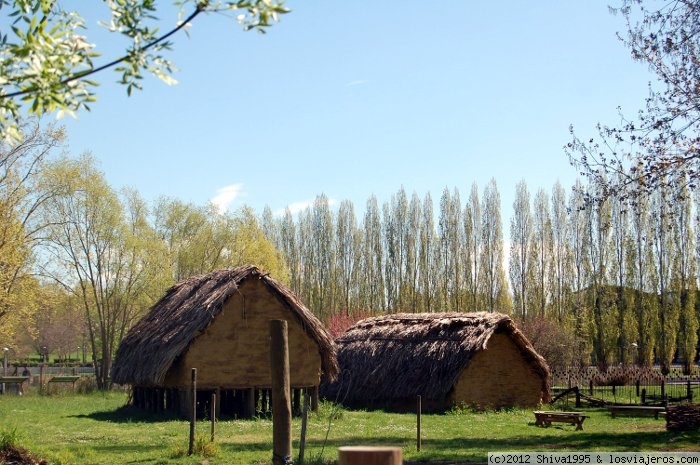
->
323;312;550;411
112;265;338;418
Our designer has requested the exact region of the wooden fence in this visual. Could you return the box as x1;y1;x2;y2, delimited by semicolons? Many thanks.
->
551;365;700;406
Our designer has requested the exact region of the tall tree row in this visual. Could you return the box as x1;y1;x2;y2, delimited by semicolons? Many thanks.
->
266;181;509;318
265;176;699;370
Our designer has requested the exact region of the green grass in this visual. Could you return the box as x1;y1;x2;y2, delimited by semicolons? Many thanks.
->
0;390;698;465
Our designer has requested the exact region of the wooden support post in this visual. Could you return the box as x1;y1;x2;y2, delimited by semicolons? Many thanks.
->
687;381;692;401
338;446;402;465
311;385;319;411
188;368;197;456
589;379;593;396
293;388;301;415
298;390;310;465
641;388;646;404
210;392;216;442
246;388;256;418
661;380;666;397
270;320;292;465
178;389;188;418
416;395;422;451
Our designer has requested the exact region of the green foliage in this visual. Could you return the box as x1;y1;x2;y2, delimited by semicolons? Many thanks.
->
0;1;289;141
169;435;218;458
0;427;20;449
314;400;346;421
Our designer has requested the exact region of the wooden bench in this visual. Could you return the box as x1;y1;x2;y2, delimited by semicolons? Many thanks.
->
47;375;80;391
0;376;30;395
608;405;666;419
534;411;588;430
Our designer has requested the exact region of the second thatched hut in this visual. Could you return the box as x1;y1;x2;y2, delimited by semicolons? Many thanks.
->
322;312;550;411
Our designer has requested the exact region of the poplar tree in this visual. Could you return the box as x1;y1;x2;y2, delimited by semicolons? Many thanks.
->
673;183;697;374
509;180;533;319
628;190;658;366
297;208;314;311
609;183;636;363
569;180;593;365
531;188;553;318
464;183;483;310
310;195;334;318
551;182;573;324
585;181;618;369
406;193;422;312
480;179;509;312
438;188;462;311
419;192;438;312
279;208;300;293
336;200;359;316
361;195;384;312
651;182;680;375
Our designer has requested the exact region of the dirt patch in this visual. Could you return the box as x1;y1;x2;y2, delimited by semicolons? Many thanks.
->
0;444;46;465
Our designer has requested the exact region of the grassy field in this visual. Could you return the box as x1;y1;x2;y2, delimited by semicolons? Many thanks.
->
0;390;698;465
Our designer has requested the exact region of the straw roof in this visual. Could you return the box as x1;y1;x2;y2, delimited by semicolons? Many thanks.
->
323;312;550;404
112;265;338;386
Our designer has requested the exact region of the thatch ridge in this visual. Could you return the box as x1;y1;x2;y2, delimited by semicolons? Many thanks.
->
112;265;338;386
323;312;550;406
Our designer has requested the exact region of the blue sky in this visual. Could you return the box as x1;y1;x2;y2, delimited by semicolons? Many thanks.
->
61;1;655;219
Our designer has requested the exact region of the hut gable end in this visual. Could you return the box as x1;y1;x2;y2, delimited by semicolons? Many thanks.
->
112;265;338;387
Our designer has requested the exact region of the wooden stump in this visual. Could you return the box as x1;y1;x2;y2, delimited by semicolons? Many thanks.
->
339;446;402;465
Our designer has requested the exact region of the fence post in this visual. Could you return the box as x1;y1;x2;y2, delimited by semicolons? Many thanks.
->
575;387;581;408
589;379;593;396
416;395;421;451
687;381;692;402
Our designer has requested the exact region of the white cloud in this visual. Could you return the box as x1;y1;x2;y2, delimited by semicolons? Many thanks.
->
210;184;245;214
345;79;369;87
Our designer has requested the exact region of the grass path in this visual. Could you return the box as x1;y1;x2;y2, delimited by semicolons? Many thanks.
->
0;391;698;464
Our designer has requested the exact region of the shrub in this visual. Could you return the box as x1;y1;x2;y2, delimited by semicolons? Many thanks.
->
325;310;372;338
515;315;582;370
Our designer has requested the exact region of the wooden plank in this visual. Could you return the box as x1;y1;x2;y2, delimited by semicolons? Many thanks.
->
48;376;80;383
0;376;29;383
608;406;665;419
